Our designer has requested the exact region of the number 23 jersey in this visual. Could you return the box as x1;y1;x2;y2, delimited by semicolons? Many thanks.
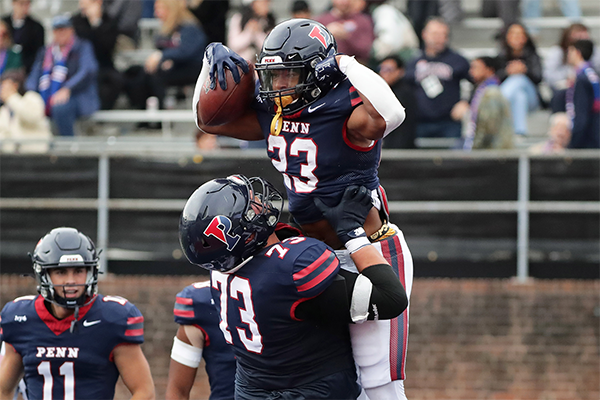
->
0;294;144;400
253;79;383;225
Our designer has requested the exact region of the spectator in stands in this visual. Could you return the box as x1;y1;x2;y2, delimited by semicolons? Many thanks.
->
316;0;374;65
0;20;22;75
378;55;416;148
104;0;143;46
189;0;229;44
360;0;419;66
529;112;572;154
545;23;600;92
455;56;514;150
72;0;123;110
227;0;275;63
1;0;44;74
124;0;206;112
405;17;470;139
0;69;51;153
544;23;600;112
291;0;311;19
25;14;99;137
565;39;599;149
496;22;542;136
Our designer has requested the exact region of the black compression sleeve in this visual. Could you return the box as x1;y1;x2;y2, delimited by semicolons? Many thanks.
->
294;275;352;326
361;264;408;320
294;264;408;324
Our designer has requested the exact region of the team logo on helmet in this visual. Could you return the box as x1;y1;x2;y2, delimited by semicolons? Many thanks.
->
308;26;327;47
203;216;241;251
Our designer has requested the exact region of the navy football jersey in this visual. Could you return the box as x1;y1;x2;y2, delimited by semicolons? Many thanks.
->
174;282;236;400
253;79;383;224
0;294;144;400
210;236;355;390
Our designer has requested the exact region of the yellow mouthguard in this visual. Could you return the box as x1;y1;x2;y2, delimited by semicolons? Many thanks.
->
270;95;294;136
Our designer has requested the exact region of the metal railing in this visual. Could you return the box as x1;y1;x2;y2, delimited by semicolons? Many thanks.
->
1;141;598;281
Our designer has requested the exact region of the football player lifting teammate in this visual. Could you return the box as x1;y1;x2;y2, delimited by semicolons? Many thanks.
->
0;227;155;400
193;18;414;400
178;174;408;399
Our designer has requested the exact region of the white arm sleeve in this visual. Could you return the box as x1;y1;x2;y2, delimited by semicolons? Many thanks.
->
338;55;406;137
192;57;211;130
170;336;203;368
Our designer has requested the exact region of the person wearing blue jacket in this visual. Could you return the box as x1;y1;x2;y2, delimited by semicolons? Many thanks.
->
25;14;99;136
405;17;471;139
566;39;600;149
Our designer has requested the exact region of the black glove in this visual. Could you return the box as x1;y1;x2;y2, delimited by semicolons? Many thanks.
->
314;185;372;244
204;42;250;91
314;54;346;93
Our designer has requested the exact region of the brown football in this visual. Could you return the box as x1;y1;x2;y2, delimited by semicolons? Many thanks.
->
197;63;255;126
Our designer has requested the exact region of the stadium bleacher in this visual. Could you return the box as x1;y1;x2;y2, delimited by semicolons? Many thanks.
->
2;0;599;143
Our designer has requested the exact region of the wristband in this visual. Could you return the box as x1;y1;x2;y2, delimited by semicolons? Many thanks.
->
345;236;371;254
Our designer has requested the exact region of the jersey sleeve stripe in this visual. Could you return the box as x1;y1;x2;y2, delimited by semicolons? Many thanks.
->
174;309;195;318
127;316;144;325
125;328;144;337
296;257;339;292
176;297;194;305
349;86;362;107
293;249;332;280
174;303;194;313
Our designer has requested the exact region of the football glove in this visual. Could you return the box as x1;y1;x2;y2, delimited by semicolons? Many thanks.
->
204;42;249;91
314;185;372;245
314;54;346;93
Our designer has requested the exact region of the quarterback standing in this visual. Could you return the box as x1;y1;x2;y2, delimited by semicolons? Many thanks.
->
194;19;413;399
0;227;155;400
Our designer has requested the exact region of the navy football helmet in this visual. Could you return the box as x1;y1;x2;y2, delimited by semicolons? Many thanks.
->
31;227;99;308
179;175;283;273
255;18;337;115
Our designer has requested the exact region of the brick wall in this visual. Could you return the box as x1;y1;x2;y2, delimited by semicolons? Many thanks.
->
1;275;598;400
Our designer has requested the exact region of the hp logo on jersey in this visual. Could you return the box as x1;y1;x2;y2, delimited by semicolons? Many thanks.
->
203;216;241;251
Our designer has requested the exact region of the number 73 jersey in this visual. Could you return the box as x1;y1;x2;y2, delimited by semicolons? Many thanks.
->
210;236;356;390
254;78;383;225
0;294;144;400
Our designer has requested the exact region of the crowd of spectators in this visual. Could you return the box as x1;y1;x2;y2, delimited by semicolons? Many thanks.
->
0;0;597;152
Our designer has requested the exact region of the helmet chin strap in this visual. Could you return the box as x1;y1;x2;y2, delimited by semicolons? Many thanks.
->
270;95;294;136
70;306;80;334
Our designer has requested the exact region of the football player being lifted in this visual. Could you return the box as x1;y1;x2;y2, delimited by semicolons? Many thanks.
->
178;174;408;399
194;19;413;400
0;227;155;400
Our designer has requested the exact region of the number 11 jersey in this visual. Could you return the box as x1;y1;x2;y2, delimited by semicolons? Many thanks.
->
0;294;144;400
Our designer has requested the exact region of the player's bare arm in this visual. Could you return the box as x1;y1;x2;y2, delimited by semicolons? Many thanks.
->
113;344;155;400
0;343;23;400
315;54;406;144
197;108;264;141
314;185;408;321
165;325;204;400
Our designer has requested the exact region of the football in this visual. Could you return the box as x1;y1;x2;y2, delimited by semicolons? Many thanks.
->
197;63;255;126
